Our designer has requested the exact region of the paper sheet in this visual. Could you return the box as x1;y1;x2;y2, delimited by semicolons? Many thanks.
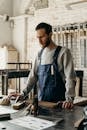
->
0;106;18;115
9;115;55;130
0;122;6;129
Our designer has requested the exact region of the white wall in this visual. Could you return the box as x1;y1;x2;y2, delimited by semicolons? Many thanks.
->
0;19;12;45
0;0;13;46
13;18;25;61
0;0;13;16
13;0;31;16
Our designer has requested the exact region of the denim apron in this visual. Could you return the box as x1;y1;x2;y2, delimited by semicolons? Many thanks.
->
38;46;66;102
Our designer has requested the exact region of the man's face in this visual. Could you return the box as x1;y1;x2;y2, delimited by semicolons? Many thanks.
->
36;28;51;48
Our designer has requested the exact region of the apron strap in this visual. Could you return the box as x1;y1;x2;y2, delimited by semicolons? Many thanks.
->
53;46;62;64
38;48;44;64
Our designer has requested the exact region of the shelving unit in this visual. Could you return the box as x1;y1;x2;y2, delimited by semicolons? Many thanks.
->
52;22;87;96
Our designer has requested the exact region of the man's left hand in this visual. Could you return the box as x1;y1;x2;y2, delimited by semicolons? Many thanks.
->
62;101;73;109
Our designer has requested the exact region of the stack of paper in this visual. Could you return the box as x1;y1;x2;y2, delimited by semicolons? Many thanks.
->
9;115;55;130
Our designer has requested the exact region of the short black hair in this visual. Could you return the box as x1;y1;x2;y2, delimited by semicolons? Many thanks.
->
35;22;52;35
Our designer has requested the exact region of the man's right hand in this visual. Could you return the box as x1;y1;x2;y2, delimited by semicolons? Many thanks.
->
9;92;20;99
0;96;10;105
9;92;24;103
0;93;24;105
15;94;24;103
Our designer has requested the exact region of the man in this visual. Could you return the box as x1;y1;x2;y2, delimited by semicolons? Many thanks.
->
3;22;76;109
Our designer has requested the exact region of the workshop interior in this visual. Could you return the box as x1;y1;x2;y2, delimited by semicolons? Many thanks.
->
0;0;87;130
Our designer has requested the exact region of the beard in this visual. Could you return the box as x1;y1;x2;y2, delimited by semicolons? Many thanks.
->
44;38;51;48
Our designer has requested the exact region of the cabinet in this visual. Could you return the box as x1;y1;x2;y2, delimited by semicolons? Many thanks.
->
7;45;19;91
0;45;19;93
7;45;19;69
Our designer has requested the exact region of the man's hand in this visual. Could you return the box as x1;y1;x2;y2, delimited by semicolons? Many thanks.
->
0;96;10;105
62;101;73;109
15;94;24;103
9;92;20;99
8;92;24;102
